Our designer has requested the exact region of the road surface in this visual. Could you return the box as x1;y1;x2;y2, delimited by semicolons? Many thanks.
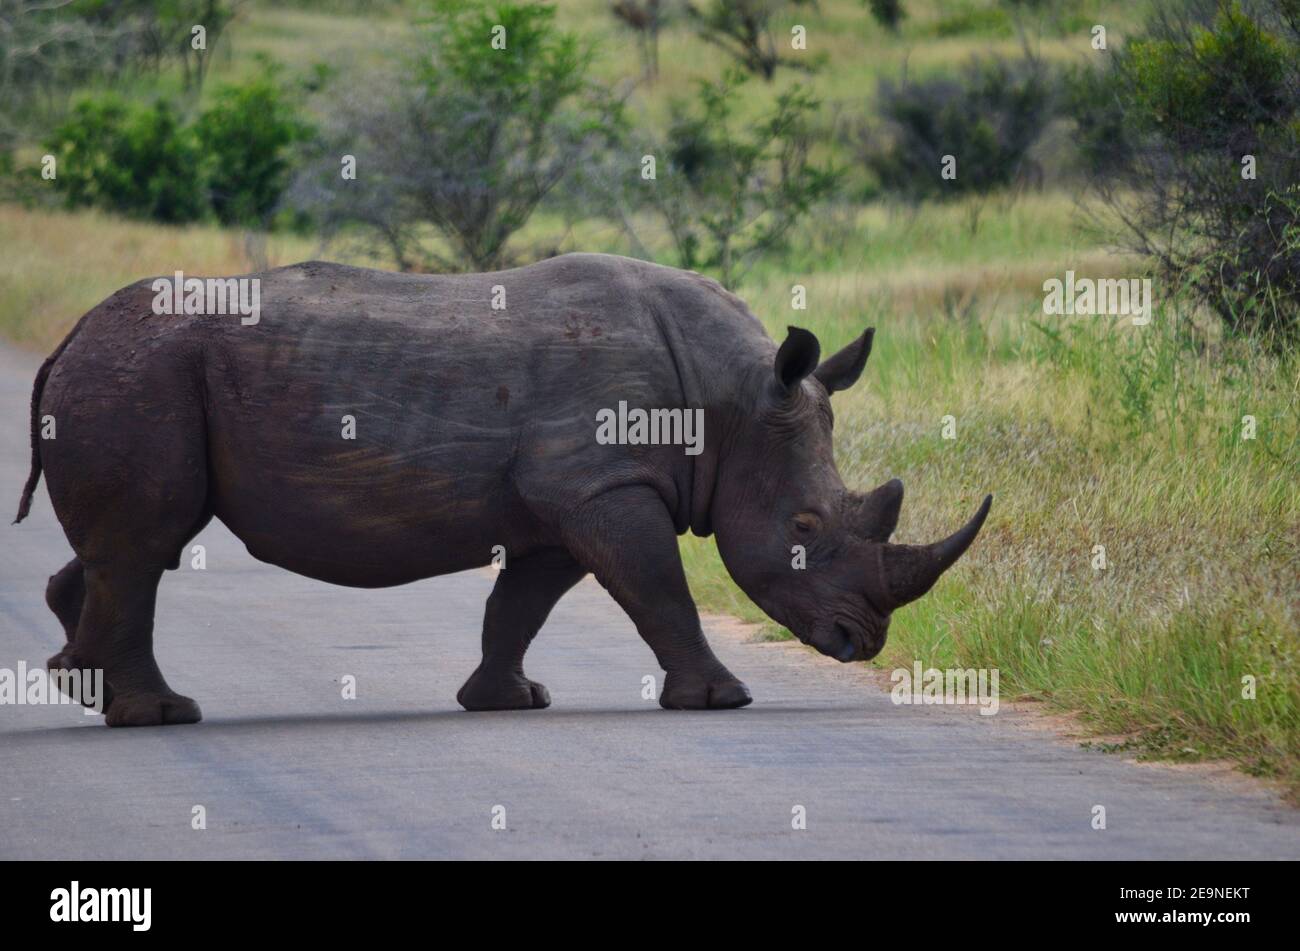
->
0;342;1296;859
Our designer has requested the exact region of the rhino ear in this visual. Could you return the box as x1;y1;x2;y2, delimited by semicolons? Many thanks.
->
814;328;874;394
774;326;821;394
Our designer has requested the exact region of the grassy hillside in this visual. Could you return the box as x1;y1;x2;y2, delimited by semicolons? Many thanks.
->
2;0;1296;796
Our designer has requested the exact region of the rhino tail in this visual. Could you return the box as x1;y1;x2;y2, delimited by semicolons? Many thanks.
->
14;321;83;524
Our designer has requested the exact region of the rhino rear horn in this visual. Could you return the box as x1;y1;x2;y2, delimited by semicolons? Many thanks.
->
857;477;904;542
877;495;992;609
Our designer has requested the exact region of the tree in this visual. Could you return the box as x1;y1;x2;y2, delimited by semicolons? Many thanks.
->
71;0;241;92
297;1;623;271
611;0;665;81
1093;0;1300;343
636;68;838;287
685;0;820;81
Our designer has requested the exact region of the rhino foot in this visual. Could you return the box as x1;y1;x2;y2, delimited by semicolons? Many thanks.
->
104;692;202;728
48;649;199;725
46;648;115;712
659;669;753;710
457;666;551;712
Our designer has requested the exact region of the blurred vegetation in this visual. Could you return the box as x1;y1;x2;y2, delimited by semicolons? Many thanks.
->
0;0;1296;795
855;55;1055;200
43;95;207;222
631;67;839;286
37;69;309;227
292;0;623;270
1090;1;1300;345
685;0;824;80
194;70;313;226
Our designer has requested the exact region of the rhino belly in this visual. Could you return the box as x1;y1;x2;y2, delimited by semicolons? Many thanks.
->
199;337;527;587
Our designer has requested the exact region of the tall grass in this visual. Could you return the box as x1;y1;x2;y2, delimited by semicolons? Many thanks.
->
683;225;1299;794
0;204;320;349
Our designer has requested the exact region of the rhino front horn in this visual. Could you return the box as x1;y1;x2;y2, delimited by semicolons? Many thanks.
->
877;495;992;609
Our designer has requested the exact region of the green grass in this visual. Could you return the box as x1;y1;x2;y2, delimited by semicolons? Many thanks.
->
0;204;321;348
682;249;1300;795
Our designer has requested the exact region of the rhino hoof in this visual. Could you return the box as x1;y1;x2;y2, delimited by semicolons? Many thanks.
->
105;692;202;728
660;671;753;710
47;649;115;712
458;668;551;712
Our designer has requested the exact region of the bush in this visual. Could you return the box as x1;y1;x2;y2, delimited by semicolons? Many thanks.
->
44;95;207;223
858;56;1055;200
636;68;839;288
1094;0;1300;344
195;75;313;226
1059;62;1132;180
42;73;311;228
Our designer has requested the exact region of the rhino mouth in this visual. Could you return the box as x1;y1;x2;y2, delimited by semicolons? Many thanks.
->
833;617;884;663
799;617;879;663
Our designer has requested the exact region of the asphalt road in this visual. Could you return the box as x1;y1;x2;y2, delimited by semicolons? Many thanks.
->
1;342;1296;860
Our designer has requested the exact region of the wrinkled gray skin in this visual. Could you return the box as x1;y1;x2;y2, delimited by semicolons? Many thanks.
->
16;253;990;725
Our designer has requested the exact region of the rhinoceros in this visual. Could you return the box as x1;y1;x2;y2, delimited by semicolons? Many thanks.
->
14;253;990;726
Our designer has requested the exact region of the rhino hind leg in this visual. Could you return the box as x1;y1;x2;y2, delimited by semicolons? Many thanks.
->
43;556;97;708
558;486;752;711
458;549;587;711
46;557;85;645
41;383;209;727
47;562;202;727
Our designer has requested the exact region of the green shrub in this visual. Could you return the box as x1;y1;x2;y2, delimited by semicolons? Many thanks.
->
195;75;313;226
864;0;906;33
1059;62;1132;179
1127;2;1289;140
42;73;312;228
44;95;206;223
640;68;840;287
1094;0;1300;344
859;56;1055;200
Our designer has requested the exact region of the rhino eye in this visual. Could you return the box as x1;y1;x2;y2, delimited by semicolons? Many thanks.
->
791;513;822;536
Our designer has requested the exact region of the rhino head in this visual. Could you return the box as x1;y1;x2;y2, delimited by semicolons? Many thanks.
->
712;326;991;663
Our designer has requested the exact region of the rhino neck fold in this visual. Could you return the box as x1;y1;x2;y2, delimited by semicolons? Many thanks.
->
648;296;771;540
646;302;721;538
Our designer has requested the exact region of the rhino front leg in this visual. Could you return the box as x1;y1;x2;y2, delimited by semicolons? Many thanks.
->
457;549;587;711
561;485;752;710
